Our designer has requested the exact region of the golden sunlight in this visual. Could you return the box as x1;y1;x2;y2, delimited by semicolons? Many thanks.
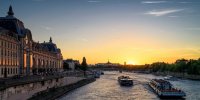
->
127;60;136;65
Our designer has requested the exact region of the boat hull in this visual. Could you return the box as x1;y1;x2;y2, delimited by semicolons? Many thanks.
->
118;79;133;86
118;76;133;86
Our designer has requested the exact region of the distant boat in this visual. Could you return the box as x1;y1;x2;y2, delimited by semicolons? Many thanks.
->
100;71;104;75
149;79;186;98
163;75;178;81
118;76;133;86
93;70;101;78
163;75;172;80
119;70;122;73
94;72;100;78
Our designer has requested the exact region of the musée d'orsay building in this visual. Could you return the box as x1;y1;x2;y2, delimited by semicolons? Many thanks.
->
0;6;63;78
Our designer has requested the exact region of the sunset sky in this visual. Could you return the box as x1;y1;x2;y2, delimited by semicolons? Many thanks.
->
1;0;200;64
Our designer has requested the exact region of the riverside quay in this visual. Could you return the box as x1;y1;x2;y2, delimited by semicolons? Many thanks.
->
0;6;63;78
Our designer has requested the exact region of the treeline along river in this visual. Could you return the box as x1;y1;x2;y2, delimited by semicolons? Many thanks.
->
59;71;200;100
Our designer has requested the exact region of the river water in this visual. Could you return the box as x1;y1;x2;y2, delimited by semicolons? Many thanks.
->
59;71;200;100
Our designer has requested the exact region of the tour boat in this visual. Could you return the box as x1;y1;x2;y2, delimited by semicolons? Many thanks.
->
149;79;186;98
118;76;133;86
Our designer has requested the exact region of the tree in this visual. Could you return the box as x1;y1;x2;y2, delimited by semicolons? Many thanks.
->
187;59;200;75
81;57;88;76
150;62;167;72
175;59;188;73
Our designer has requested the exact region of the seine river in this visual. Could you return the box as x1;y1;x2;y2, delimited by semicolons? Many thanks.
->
59;71;200;100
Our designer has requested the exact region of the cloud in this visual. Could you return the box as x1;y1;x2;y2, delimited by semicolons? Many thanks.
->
145;9;184;16
40;25;52;31
88;0;101;3
141;1;167;4
168;15;179;18
179;2;191;4
77;38;89;42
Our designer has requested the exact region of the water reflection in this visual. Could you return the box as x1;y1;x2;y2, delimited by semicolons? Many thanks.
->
59;71;200;100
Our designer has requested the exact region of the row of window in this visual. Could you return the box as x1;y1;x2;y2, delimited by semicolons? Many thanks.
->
0;39;18;50
0;39;18;66
35;59;62;68
0;67;18;76
0;48;18;57
35;61;57;68
0;58;18;66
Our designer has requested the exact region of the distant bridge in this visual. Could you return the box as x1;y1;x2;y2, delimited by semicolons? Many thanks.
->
89;66;124;71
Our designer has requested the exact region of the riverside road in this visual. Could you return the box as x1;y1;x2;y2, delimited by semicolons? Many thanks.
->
59;71;200;100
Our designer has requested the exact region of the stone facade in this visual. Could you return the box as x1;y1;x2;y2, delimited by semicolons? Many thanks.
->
0;6;63;78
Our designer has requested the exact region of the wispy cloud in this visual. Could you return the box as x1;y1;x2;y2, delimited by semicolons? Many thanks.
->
179;2;191;4
77;38;89;42
88;0;101;3
142;1;167;4
168;15;179;18
40;25;52;31
145;9;184;16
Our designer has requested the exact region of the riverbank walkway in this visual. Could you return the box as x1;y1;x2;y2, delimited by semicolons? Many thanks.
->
0;71;84;91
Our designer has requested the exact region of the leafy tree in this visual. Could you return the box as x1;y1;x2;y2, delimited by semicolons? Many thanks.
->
187;59;200;75
175;59;188;73
81;57;88;76
99;58;200;75
150;62;167;72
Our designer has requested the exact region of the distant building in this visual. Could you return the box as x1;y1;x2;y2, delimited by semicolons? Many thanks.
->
96;60;120;67
0;6;63;78
124;62;126;66
63;59;80;70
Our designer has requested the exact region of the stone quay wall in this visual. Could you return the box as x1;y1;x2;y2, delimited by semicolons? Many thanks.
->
28;78;96;100
0;76;84;100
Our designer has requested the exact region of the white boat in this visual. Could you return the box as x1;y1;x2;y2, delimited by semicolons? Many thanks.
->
149;79;186;98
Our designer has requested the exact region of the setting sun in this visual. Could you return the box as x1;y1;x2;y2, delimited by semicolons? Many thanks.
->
127;60;136;65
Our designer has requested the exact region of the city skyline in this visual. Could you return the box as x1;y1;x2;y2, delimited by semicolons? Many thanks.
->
1;0;200;64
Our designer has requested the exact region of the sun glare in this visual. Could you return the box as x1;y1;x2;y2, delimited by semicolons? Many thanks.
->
127;60;136;65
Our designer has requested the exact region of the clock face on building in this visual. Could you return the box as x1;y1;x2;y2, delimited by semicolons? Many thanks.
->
25;35;28;45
